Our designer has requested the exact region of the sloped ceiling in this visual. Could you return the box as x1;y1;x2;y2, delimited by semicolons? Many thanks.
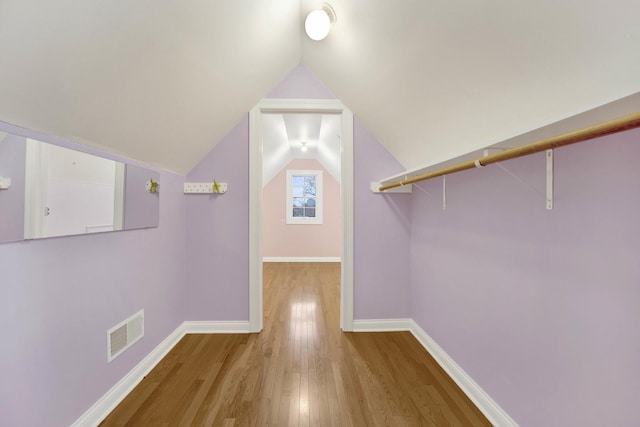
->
262;114;341;186
0;0;639;174
0;0;301;173
302;0;640;173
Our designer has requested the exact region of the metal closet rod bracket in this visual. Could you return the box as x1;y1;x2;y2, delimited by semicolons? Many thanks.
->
482;148;553;210
370;180;412;193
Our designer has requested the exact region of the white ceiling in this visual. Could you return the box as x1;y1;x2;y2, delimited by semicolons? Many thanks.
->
0;0;301;173
0;0;639;174
303;0;640;172
262;114;341;186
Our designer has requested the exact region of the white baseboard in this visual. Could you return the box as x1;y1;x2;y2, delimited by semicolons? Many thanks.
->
73;317;515;427
352;318;412;332
409;320;518;427
72;323;187;427
183;321;251;334
262;257;341;263
72;321;250;426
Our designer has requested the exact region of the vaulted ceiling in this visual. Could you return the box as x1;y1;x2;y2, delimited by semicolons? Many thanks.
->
262;114;341;187
0;0;638;175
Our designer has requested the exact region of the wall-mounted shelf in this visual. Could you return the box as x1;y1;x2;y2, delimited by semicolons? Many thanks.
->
184;182;228;194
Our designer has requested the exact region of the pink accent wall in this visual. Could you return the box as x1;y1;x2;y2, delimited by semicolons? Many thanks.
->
263;158;341;258
410;128;640;426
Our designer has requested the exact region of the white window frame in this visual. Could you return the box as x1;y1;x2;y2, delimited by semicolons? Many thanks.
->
286;169;323;225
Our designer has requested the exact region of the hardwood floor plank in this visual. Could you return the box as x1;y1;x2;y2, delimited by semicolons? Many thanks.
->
100;262;491;426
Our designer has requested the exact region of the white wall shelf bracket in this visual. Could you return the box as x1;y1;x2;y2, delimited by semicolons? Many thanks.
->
546;149;553;210
184;182;228;194
0;176;11;190
488;148;553;210
442;175;446;210
371;181;412;194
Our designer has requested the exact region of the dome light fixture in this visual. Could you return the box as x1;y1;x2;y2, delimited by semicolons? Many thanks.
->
304;4;336;41
300;142;308;152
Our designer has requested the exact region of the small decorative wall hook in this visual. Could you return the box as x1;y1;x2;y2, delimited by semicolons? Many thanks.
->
146;178;159;193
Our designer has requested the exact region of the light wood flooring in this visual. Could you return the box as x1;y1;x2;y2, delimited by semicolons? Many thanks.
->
100;262;490;426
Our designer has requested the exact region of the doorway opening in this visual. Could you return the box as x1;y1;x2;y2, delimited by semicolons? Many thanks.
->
249;99;354;332
24;138;125;239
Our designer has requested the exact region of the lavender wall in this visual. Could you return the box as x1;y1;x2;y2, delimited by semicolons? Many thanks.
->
0;134;26;242
267;63;336;99
409;128;640;426
353;120;411;319
185;116;250;320
124;164;160;230
0;125;187;427
184;64;411;321
263;158;341;258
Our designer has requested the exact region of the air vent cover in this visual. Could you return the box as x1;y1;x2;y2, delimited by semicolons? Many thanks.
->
107;310;144;362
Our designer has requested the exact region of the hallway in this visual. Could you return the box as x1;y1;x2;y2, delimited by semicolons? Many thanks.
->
101;263;489;426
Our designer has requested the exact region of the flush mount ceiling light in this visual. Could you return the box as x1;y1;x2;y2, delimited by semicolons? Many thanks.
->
305;4;336;41
300;142;308;152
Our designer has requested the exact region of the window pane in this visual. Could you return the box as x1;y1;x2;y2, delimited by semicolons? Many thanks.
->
287;171;321;224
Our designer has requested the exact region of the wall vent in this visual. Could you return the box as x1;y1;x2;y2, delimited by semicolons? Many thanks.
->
107;310;144;362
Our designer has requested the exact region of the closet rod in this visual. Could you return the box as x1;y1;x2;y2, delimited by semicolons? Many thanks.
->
378;112;640;192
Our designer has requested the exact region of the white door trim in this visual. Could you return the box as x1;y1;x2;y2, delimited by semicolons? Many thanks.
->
249;99;354;332
113;162;126;230
24;138;49;239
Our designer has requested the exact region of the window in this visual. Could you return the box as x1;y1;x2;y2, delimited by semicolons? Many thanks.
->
286;170;323;224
